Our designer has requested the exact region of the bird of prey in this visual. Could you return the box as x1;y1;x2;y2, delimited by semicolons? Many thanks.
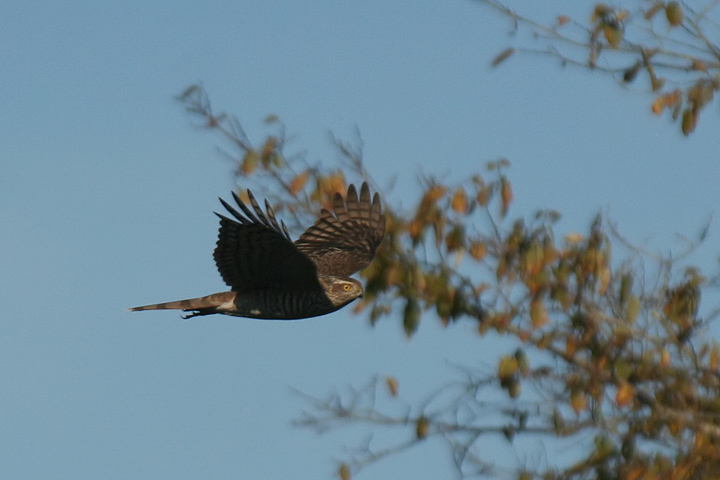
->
130;182;386;319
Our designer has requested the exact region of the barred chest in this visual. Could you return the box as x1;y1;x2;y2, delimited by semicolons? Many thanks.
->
230;288;338;320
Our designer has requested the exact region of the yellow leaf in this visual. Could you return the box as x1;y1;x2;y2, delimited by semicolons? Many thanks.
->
469;241;487;261
426;185;446;202
665;1;683;26
415;416;429;439
651;96;666;115
338;463;351;480
241;150;259;175
603;23;622;48
451;188;468;214
498;355;518;379
522;242;545;276
625;296;641;323
710;345;720;371
385;376;399;397
598;265;611;295
289;170;309;195
530;296;548;329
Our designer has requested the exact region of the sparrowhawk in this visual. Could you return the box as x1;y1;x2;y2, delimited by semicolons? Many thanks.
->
130;182;386;319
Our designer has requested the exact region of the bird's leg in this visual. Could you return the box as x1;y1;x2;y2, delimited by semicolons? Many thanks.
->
182;309;216;319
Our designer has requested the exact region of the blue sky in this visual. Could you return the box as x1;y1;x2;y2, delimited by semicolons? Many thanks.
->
2;1;719;479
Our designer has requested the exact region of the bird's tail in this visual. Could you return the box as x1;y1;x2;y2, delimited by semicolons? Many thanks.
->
128;291;236;313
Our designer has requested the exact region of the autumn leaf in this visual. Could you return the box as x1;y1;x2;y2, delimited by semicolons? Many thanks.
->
424;185;446;203
522;242;545;277
691;60;707;72
571;388;587;414
415;416;429;439
598;265;611;295
665;1;683;26
469;241;487;261
338;463;351;480
592;3;613;22
451;188;468;214
241;150;259;175
710;344;720;371
500;177;513;218
260;136;277;168
615;381;634;407
385;376;399;397
289;170;309;195
650;96;666;115
476;185;492;206
498;355;519;380
530;296;548;329
625;296;640;323
603;22;622;47
660;349;671;368
491;47;515;67
403;297;421;337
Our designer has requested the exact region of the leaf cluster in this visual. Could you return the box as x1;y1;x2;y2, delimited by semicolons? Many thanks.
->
177;85;720;480
484;0;720;135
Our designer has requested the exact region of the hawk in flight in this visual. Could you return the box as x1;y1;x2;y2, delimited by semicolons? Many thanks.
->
130;182;386;319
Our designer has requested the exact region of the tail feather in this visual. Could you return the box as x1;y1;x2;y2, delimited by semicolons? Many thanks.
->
129;291;236;313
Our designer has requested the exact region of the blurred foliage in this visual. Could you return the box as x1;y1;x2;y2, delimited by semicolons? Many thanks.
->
482;0;720;136
177;84;720;479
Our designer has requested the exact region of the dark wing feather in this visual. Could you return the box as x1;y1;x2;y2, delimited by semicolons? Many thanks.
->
213;190;320;291
294;182;386;277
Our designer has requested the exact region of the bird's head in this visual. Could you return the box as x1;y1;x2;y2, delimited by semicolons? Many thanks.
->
321;277;364;307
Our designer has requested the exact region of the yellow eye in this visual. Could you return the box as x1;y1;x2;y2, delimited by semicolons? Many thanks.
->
343;284;352;291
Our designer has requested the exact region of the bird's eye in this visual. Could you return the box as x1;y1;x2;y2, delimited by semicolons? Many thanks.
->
343;284;352;291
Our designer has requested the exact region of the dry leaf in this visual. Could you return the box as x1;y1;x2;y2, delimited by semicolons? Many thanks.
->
491;47;515;67
289;170;309;195
615;382;634;407
451;188;468;214
666;1;683;26
385;376;399;397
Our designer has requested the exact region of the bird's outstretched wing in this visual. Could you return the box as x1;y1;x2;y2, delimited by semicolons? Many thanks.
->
214;191;320;291
294;182;386;277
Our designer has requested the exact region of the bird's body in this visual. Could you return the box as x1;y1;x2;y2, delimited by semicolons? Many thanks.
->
130;182;385;319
